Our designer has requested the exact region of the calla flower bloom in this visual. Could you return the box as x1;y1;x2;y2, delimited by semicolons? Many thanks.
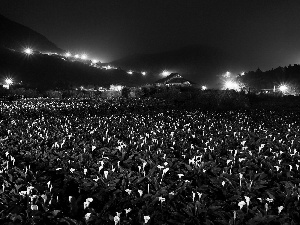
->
178;174;184;179
19;191;27;197
85;213;92;221
27;186;34;195
86;198;93;203
158;196;165;203
138;190;143;197
144;215;150;223
125;189;132;195
104;171;108;179
244;196;250;206
125;208;131;215
31;205;38;210
238;200;246;209
157;165;164;170
114;215;120;225
162;168;169;176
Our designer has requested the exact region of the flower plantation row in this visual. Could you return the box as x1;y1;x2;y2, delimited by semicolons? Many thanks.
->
0;98;300;224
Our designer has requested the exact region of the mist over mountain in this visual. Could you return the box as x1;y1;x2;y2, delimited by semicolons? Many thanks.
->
110;45;244;88
0;14;63;53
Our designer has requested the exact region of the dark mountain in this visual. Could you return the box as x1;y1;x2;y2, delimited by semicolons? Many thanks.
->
0;14;149;89
0;48;148;90
0;14;63;53
110;45;243;88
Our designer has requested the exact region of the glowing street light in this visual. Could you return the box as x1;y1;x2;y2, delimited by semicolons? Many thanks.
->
127;70;133;75
81;54;87;60
161;70;170;77
279;84;288;93
201;85;207;90
24;48;33;55
65;52;71;57
5;78;13;85
224;80;239;90
92;59;98;64
74;54;80;58
141;71;146;76
241;72;245;76
223;71;231;78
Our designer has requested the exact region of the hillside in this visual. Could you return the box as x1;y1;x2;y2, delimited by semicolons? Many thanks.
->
0;48;147;90
0;14;63;53
110;45;242;88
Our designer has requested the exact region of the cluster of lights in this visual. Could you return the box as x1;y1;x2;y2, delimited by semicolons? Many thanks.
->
20;47;154;78
224;80;240;90
201;85;207;90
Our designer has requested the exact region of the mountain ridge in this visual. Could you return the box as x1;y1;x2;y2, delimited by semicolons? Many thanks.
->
110;45;243;88
0;14;63;53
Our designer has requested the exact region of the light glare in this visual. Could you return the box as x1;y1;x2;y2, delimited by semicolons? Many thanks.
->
24;48;33;55
65;52;71;57
224;80;239;90
161;70;170;77
81;54;87;60
279;84;288;92
5;78;13;85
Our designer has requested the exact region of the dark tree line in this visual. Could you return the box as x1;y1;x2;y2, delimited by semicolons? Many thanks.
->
239;64;300;92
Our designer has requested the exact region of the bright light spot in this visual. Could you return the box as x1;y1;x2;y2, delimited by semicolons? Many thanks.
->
65;52;71;57
110;85;123;91
161;70;170;77
141;71;146;76
127;70;133;75
81;54;87;60
92;59;98;64
224;80;239;90
74;54;80;58
5;78;13;85
201;85;207;90
24;48;33;55
241;72;245;76
223;71;231;78
279;84;288;92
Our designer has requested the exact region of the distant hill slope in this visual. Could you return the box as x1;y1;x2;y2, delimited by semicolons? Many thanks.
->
0;48;147;90
0;14;63;53
110;45;242;88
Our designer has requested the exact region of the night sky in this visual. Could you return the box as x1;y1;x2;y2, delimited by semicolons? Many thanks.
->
1;0;300;72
